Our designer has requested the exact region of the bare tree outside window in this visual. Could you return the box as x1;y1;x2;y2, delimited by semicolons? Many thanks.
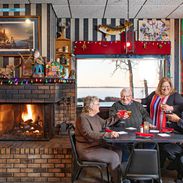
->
77;58;164;107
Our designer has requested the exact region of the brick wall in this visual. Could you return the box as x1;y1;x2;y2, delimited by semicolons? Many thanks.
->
0;137;72;183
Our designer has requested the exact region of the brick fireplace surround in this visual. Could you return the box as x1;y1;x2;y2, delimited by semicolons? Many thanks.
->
0;82;76;182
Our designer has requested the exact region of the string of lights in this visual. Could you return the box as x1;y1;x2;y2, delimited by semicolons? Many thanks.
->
0;78;75;85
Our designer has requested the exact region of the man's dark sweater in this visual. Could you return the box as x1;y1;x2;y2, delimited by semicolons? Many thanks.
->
109;100;152;128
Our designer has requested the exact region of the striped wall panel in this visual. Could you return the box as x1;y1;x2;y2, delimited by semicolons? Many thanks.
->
58;18;136;42
0;3;57;78
58;18;181;92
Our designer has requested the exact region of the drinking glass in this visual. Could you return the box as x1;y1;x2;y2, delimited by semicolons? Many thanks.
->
127;111;132;118
143;121;150;133
119;120;126;129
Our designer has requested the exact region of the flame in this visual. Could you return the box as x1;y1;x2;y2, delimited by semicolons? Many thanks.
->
21;104;33;122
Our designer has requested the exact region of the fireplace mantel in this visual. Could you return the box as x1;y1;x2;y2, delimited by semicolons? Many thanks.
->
0;83;70;103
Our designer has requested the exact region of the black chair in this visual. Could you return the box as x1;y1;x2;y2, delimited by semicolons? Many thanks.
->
68;127;110;183
124;142;162;183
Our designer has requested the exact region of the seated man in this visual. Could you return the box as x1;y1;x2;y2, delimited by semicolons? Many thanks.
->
109;88;152;129
109;88;153;162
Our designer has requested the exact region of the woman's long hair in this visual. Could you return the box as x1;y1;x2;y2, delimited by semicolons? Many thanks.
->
82;96;99;113
155;77;175;96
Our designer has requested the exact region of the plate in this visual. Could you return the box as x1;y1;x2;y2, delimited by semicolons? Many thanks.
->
150;130;159;133
125;127;137;130
118;131;128;135
158;133;170;137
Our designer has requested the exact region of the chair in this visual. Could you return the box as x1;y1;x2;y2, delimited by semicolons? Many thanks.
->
68;127;110;183
124;142;162;183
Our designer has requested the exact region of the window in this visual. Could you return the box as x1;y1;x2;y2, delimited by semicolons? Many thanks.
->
77;58;164;106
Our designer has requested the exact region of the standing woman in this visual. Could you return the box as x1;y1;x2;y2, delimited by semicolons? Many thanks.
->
75;96;123;183
139;77;183;129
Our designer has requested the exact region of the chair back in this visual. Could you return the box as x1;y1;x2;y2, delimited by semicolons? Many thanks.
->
128;149;159;175
68;128;80;163
125;142;161;180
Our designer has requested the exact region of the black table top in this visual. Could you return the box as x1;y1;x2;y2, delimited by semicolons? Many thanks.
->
103;129;183;144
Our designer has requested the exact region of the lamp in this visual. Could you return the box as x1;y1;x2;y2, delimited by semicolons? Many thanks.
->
25;18;31;24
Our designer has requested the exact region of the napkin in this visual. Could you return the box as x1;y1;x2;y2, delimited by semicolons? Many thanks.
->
160;128;174;133
105;128;113;133
135;132;154;137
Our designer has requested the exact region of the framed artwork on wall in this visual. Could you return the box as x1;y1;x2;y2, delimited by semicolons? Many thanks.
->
138;19;170;41
0;16;40;56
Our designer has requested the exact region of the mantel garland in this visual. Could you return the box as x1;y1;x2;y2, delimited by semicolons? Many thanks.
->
0;78;75;85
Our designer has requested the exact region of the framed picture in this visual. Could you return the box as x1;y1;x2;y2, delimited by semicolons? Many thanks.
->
138;19;170;41
0;16;39;56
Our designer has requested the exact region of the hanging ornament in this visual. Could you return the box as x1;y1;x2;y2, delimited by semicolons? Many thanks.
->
143;43;147;49
82;42;87;50
158;44;163;49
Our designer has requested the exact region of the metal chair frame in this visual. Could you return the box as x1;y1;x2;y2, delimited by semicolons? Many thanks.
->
68;127;110;183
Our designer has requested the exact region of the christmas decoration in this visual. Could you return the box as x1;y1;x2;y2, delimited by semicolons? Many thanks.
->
74;41;171;55
32;50;44;78
45;58;65;78
82;41;87;50
0;78;75;85
0;60;22;79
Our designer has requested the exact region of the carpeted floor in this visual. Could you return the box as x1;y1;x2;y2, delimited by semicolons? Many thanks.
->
74;166;177;183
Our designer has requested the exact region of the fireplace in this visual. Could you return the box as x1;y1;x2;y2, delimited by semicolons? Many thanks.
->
0;103;54;140
0;82;72;140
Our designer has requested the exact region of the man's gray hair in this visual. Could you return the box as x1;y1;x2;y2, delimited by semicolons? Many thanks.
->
120;88;132;97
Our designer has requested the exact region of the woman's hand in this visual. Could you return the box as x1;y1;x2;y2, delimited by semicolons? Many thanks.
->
166;113;180;123
149;124;156;129
110;131;119;138
161;104;174;112
104;131;119;138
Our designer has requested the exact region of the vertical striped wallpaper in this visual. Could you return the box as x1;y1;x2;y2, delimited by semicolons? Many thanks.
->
59;17;181;92
0;5;181;91
0;3;57;77
59;18;135;42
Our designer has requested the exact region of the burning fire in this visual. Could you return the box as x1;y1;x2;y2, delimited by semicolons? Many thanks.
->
21;104;35;122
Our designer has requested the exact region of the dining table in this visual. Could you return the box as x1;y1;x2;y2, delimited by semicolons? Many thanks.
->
103;127;183;144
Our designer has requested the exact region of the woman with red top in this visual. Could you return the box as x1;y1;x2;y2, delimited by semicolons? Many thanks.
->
138;77;183;129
